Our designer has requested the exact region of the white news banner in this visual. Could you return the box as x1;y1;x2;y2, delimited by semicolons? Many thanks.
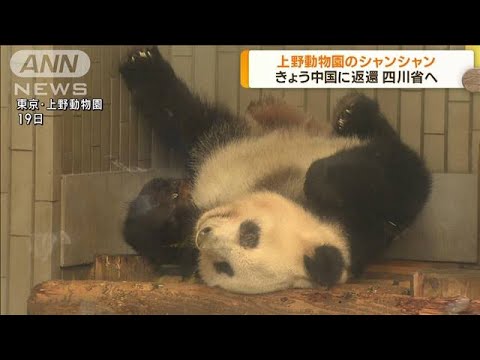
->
241;50;474;89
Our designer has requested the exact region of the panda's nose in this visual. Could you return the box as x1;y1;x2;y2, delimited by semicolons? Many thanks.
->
195;226;213;248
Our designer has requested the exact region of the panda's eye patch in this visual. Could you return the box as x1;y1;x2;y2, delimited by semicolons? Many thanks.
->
239;220;260;249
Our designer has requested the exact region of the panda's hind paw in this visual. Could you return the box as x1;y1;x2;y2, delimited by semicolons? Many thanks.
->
119;47;171;90
333;93;381;138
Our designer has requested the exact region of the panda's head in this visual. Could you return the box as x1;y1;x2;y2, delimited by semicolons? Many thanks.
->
195;192;351;294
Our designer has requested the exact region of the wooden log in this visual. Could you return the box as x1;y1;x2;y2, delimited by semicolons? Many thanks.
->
413;269;480;299
27;280;480;315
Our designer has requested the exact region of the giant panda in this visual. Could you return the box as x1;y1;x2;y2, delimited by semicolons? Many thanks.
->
120;47;432;294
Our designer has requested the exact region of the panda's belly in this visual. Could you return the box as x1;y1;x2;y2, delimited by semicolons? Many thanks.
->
192;130;363;210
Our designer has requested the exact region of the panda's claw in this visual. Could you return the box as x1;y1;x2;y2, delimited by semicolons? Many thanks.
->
332;93;384;138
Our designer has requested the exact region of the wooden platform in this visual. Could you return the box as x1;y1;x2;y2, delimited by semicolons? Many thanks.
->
27;255;480;315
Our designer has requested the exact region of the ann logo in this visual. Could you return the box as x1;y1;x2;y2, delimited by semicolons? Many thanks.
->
20;54;79;74
10;50;90;78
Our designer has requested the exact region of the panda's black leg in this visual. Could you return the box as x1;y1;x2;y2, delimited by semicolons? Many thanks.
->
332;93;397;139
120;47;241;162
304;143;400;277
304;137;431;276
123;178;199;275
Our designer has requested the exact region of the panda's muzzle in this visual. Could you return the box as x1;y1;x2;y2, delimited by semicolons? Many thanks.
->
195;226;214;249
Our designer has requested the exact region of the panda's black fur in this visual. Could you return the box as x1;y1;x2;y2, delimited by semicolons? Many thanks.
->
120;47;432;292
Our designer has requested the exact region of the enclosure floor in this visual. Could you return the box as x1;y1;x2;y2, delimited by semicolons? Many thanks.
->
26;256;480;315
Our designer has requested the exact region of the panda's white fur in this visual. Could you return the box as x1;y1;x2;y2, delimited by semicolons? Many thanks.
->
192;129;365;210
195;191;350;294
192;128;363;294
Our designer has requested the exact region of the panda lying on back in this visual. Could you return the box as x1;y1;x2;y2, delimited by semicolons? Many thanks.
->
120;47;431;294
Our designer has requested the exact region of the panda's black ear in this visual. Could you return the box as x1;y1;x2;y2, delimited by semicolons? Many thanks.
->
304;245;345;288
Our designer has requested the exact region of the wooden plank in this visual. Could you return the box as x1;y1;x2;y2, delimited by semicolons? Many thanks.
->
472;130;480;172
217;46;238;53
157;46;171;61
402;45;424;50
400;91;422;153
377;45;401;50
94;254;156;281
1;107;11;193
424;89;446;134
53;115;62;193
110;78;120;168
10;47;34;150
474;94;480;130
283;89;305;111
62;110;73;174
172;56;193;91
81;110;92;172
10;80;33;151
101;46;112;104
119;121;129;169
386;173;478;262
61;264;94;281
414;269;480;299
93;254;480;300
35;114;61;201
423;134;445;172
171;46;193;56
120;47;131;125
8;235;31;314
1;193;8;278
60;169;182;266
449;89;471;102
217;50;239;114
86;46;101;63
1;277;6;314
91;146;101;172
137;113;151;163
347;45;377;50
51;200;61;280
72;115;82;173
10;151;33;236
100;103;111;171
425;46;449;50
27;280;480;315
1;46;11;108
193;46;216;101
33;201;54;286
129;104;139;168
377;90;400;131
90;62;101;147
447;102;470;172
110;46;120;80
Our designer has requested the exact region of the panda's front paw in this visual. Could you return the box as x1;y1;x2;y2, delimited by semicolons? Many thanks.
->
304;245;347;288
127;48;155;66
119;46;174;90
333;93;381;138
